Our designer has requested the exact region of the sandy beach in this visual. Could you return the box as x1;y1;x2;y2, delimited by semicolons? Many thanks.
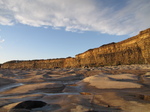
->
0;64;150;112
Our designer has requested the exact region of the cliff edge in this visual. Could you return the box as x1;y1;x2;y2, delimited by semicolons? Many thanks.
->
1;28;150;69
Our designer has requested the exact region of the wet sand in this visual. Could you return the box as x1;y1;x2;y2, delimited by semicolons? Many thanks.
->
0;64;150;112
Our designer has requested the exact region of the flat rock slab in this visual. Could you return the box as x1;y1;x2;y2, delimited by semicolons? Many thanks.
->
83;74;142;89
1;82;65;95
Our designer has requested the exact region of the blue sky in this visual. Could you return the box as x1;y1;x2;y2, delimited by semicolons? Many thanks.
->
0;0;150;63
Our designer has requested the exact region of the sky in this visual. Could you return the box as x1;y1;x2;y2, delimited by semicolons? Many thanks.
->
0;0;150;64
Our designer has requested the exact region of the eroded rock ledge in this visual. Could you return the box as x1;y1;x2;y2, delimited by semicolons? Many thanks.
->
1;28;150;69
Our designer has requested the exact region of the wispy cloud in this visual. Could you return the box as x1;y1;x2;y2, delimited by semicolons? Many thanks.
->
0;39;5;43
0;0;150;35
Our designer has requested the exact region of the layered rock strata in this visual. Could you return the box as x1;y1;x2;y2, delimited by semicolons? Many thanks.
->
1;28;150;69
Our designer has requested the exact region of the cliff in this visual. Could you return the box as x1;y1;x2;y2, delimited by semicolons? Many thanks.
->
75;29;149;67
1;28;150;69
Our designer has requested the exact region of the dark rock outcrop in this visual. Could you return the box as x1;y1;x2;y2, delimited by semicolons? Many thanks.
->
1;28;150;69
10;100;47;112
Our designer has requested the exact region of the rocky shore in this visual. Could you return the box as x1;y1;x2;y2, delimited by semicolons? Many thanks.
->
0;28;150;111
0;64;150;112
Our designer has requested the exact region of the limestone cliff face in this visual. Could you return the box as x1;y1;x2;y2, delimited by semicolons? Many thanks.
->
75;28;150;67
1;59;65;69
1;28;150;69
